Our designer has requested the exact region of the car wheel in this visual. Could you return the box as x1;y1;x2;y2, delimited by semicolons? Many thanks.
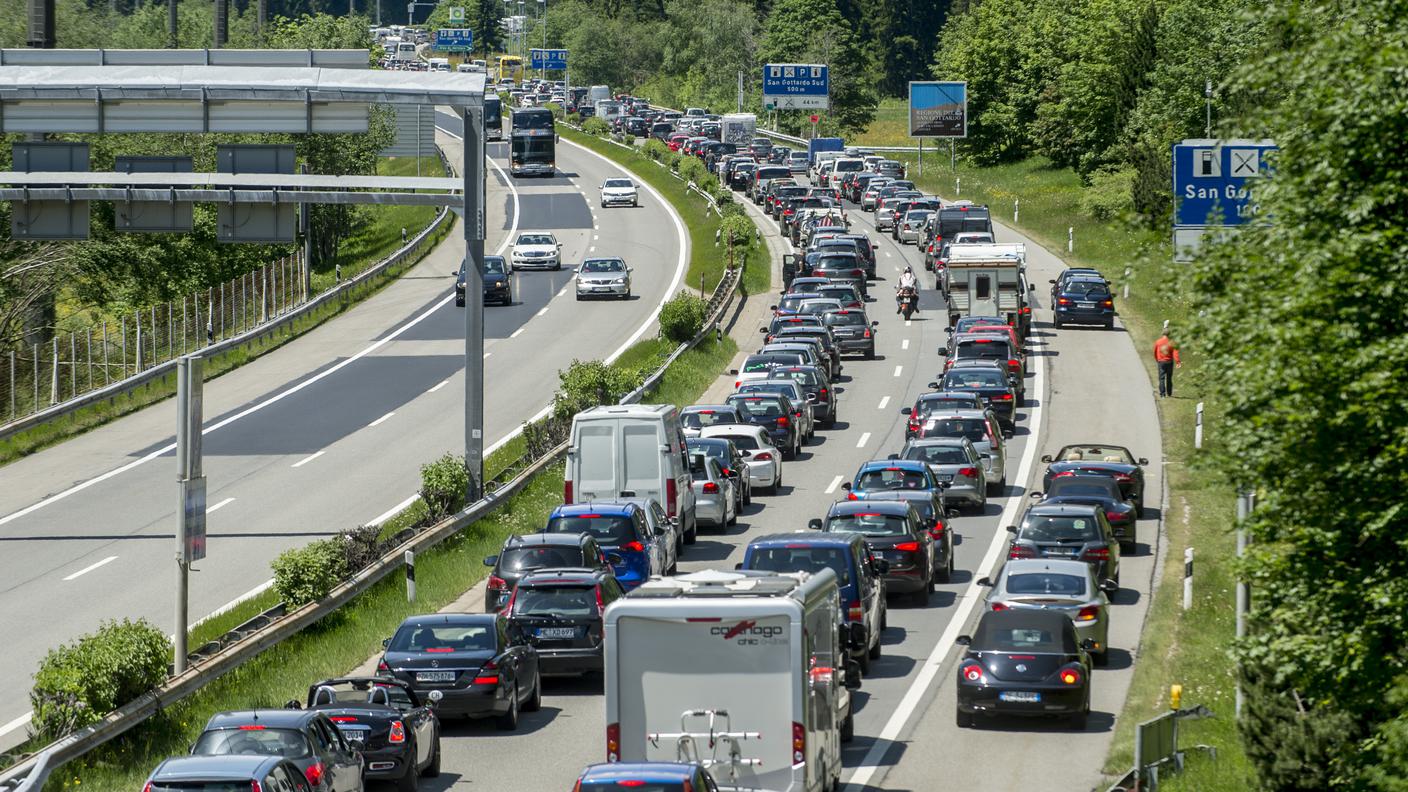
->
496;686;520;731
1053;315;1063;329
868;632;882;660
553;262;561;271
685;517;699;544
945;549;955;581
424;734;442;777
956;709;973;728
524;670;543;711
727;502;738;526
857;649;871;675
575;292;582;301
864;348;875;359
397;747;420;791
1105;320;1115;330
624;290;632;300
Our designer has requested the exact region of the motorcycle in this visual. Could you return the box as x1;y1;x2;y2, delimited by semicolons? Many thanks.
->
896;285;918;320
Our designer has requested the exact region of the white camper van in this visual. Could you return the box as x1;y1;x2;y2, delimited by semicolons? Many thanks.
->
567;404;698;543
603;569;861;792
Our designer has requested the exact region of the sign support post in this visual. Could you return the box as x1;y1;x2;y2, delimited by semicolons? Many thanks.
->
174;355;206;675
463;104;486;504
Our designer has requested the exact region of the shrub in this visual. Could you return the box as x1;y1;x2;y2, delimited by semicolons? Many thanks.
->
271;539;348;608
642;138;670;162
30;619;170;740
553;359;647;419
658;292;708;344
1080;167;1136;221
582;117;610;137
677;156;709;185
721;214;755;247
420;453;469;519
565;112;581;126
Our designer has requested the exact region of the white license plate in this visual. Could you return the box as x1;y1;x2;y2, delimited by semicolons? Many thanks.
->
1077;302;1096;308
1000;691;1042;703
537;627;577;639
416;671;456;682
593;286;612;292
935;474;954;482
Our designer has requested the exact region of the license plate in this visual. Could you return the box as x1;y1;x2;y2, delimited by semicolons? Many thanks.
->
415;671;456;682
1047;548;1078;556
935;474;954;482
537;627;577;639
594;286;611;292
336;726;369;746
1000;691;1042;703
1077;302;1096;308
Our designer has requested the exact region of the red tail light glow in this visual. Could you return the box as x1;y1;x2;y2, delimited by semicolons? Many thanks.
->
238;725;266;730
305;761;325;788
777;415;790;427
894;541;920;552
1058;298;1071;305
755;452;774;462
1060;669;1082;685
990;602;1009;611
596;585;606;615
846;492;858;501
792;721;806;764
666;478;678;518
961;663;984;682
564;480;573;504
847;601;864;621
958;467;979;477
388;720;406;744
1009;545;1037;559
622;541;646;553
474;659;500;685
607;722;621;761
329;716;357;723
702;481;719;494
1083;547;1111;561
993;393;1013;401
1076;605;1100;622
376;658;389;674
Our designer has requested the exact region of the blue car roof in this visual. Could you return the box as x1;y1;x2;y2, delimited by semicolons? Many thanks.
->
747;532;861;549
550;502;636;517
857;459;929;473
579;762;698;781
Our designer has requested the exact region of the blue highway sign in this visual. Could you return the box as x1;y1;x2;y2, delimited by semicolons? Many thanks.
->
530;48;568;70
1172;139;1277;227
762;63;829;110
433;28;474;52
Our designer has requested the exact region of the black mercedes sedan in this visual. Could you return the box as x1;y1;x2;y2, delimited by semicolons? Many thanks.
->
954;610;1094;729
377;613;540;730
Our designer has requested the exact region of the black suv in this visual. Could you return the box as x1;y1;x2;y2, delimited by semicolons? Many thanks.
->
484;533;610;612
500;567;625;677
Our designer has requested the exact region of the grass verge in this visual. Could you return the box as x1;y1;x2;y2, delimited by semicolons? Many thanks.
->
41;331;739;791
555;125;769;298
892;154;1251;788
0;158;453;469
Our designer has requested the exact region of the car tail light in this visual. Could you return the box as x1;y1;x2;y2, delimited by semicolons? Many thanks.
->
474;660;500;685
376;658;389;673
666;478;678;518
958;467;979;477
1009;544;1037;559
388;720;407;743
607;722;621;762
1103;300;1114;307
819;388;829;398
1076;605;1100;622
1114;472;1133;482
487;574;509;592
1083;546;1111;562
619;540;644;554
993;393;1013;401
596;585;606;615
239;724;266;730
793;721;806;764
990;602;1008;611
961;663;984;682
143;784;153;792
846;491;858;501
305;761;325;787
863;328;872;338
702;481;719;494
564;480;573;504
1058;298;1071;305
251;783;262;792
755;452;774;462
617;783;647;789
1008;358;1021;370
908;418;919;433
894;541;920;552
329;716;357;723
847;601;864;621
1060;668;1082;685
777;415;790;428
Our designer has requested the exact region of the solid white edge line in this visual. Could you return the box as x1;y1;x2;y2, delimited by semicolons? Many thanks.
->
824;475;845;495
510;328;524;338
62;555;118;581
877;396;890;410
207;497;236;513
368;412;395;428
290;450;325;468
0;711;32;739
0;121;523;529
843;321;1048;791
856;432;871;448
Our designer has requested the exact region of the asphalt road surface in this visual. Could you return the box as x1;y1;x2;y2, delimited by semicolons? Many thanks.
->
0;120;688;749
412;177;1163;791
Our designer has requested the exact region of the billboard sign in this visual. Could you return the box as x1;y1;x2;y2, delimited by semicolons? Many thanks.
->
433;28;474;52
1172;139;1277;227
762;63;829;110
909;81;967;138
530;48;568;70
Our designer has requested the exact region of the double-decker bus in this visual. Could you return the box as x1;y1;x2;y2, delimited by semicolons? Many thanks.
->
509;106;555;177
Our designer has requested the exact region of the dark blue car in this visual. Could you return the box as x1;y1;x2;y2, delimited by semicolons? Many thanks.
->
574;762;721;791
841;459;943;501
738;532;888;672
542;502;670;589
1052;277;1116;329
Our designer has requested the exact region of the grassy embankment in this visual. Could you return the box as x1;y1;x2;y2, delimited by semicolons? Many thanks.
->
0;156;450;467
886;149;1251;788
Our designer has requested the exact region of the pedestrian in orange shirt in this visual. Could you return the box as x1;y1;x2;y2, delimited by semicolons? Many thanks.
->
1154;331;1181;397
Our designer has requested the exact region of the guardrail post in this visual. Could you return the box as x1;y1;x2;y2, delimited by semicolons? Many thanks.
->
134;311;143;374
955;176;960;196
168;303;174;361
1124;267;1132;299
102;322;109;384
70;332;76;397
405;550;416;602
1183;547;1194;610
86;328;92;391
120;316;128;376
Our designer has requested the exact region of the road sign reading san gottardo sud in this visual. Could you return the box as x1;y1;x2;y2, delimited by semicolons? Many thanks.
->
433;28;474;52
1171;139;1277;260
909;81;967;138
762;64;829;110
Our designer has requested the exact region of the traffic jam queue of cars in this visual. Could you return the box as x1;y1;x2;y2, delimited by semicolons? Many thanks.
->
141;116;1148;792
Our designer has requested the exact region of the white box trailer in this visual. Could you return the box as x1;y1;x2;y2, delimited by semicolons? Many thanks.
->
603;569;860;792
945;245;1026;326
720;113;757;147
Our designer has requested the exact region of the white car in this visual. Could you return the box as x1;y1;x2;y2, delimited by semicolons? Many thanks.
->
699;424;783;494
575;257;632;300
599;177;639;208
510;231;562;270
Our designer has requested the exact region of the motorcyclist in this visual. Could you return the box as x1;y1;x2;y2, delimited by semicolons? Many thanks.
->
896;266;919;314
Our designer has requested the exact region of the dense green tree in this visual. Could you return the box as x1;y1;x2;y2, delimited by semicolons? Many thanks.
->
1185;0;1408;788
865;0;948;98
760;0;876;135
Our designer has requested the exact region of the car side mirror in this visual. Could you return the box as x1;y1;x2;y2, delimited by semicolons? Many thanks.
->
1040;455;1053;463
607;552;624;565
728;368;739;375
759;327;768;334
1049;279;1057;284
1005;525;1018;533
886;453;899;460
955;634;972;646
653;526;666;537
483;555;498;567
841;482;852;491
947;508;961;518
900;406;912;415
976;576;992;587
734;562;745;570
808;518;823;531
926;381;939;389
769;305;778;311
1030;491;1043;498
938;346;949;356
1100;579;1119;594
381;637;392;648
1139;457;1150;466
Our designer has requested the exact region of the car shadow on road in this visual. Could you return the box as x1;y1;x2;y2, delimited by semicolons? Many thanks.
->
865;653;918;680
1110;588;1143;607
441;705;563;736
538;675;606;697
966;710;1115;733
879;625;909;645
1126;540;1156;558
689;538;743;563
1137;506;1163;523
413;771;465;791
1100;647;1135;671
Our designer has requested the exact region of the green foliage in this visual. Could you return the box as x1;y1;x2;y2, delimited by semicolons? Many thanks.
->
420;453;470;519
1183;0;1408;786
1079;167;1136;221
566;112;583;126
641;138;672;162
720;214;755;246
30;619;170;741
553;359;648;420
582;116;612;136
658;292;708;343
761;0;877;135
271;539;349;608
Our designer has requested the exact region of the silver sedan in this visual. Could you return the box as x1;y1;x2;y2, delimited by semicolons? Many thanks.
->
895;436;987;510
688;452;736;529
978;558;1117;664
575;257;632;300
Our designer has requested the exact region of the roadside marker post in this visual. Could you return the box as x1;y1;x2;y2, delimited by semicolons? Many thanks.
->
1183;548;1194;610
405;550;416;602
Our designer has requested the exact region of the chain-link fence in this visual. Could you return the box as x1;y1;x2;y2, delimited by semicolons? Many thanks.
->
2;252;306;423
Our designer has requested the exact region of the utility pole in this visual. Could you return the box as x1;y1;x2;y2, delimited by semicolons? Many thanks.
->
463;104;487;504
174;356;207;675
737;70;744;114
168;0;178;46
1204;79;1213;138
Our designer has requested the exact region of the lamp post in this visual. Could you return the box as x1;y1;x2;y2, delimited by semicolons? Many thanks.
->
537;0;546;81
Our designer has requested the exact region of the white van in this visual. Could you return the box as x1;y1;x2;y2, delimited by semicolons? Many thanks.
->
567;404;698;542
604;569;860;791
428;57;450;72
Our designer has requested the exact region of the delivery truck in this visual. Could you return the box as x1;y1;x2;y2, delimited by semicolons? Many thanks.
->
806;137;844;165
603;569;862;792
720;113;757;147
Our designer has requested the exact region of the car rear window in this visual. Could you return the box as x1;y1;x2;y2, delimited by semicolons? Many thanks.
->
743;354;789;372
903;444;970;464
815;256;860;271
150;784;262;792
192;727;310;759
682;409;736;429
777;368;820;387
713;433;760;450
388;623;495;652
580;782;687;792
1019;516;1102;542
956;341;1011;360
920;417;989;442
746;546;852;585
823;311;866;327
728;397;785;418
827;513;910;537
1048;481;1118;498
546;514;638;545
817;286;858;301
500;545;588;571
943;370;1007;389
855;468;929;490
1006;573;1087;597
512;585;598;618
1065;280;1110;296
919;395;981;413
974;624;1069;653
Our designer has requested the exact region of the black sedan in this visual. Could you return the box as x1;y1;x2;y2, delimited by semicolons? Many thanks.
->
1052;276;1116;329
811;499;936;604
501;567;625;677
1008;503;1122;584
1036;475;1137;551
191;709;363;792
296;677;440;788
1040;444;1150;514
860;489;957;584
955;610;1094;729
483;533;611;612
454;255;513;307
377;613;540;730
935;362;1018;430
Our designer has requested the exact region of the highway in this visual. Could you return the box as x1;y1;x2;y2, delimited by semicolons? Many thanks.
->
0;120;688;750
409;175;1163;790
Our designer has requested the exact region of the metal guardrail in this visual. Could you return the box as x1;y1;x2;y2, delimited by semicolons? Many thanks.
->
754;126;922;154
0;146;457;443
0;127;754;792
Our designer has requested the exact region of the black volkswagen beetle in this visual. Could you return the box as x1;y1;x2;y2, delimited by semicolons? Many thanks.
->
954;610;1094;729
1040;444;1149;515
